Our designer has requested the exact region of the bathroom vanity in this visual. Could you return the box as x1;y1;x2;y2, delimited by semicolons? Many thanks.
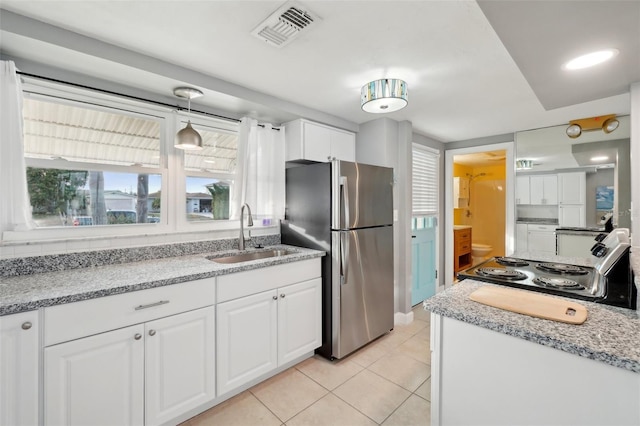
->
453;226;472;273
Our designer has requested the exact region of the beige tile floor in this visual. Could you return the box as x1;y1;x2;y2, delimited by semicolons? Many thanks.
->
182;305;431;426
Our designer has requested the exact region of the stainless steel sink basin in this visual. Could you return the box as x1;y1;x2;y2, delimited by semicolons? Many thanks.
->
208;249;295;264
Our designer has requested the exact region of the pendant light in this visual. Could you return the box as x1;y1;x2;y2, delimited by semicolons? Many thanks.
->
174;87;204;150
361;79;408;113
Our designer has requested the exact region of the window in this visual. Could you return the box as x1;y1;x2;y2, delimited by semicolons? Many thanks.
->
22;95;165;228
412;143;439;216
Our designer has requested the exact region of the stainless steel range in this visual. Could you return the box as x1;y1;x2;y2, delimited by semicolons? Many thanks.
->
458;229;636;310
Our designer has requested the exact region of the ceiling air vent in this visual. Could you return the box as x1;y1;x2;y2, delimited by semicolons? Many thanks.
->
251;1;320;48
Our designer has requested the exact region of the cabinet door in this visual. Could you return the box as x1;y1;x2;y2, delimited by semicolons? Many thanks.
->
0;311;39;426
516;224;528;252
559;205;586;227
330;130;355;162
277;278;322;365
145;307;216;426
303;122;332;162
542;175;558;204
216;290;278;396
558;172;585;205
529;176;545;204
515;176;530;204
44;325;144;426
527;231;556;254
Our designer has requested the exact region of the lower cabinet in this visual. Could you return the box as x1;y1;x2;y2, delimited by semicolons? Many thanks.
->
217;278;322;395
44;306;215;426
0;310;39;426
526;224;556;254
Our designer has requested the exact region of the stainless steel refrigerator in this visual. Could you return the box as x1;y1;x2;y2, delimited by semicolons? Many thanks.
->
281;160;394;359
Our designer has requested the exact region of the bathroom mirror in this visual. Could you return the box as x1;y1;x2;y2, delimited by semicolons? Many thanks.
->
515;116;631;229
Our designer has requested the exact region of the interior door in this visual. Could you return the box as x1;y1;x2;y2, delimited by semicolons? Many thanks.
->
412;216;437;305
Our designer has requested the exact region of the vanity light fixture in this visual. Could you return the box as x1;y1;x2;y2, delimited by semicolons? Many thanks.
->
562;49;619;70
361;79;408;113
174;87;204;150
590;155;609;162
565;114;619;139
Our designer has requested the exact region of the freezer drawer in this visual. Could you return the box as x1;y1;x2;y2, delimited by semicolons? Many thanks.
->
331;226;394;358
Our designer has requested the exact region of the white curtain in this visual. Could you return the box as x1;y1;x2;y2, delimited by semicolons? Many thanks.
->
230;117;285;224
0;61;34;233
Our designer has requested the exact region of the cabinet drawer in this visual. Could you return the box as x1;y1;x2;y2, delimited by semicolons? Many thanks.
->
217;258;321;303
44;278;216;346
456;241;471;254
455;229;471;240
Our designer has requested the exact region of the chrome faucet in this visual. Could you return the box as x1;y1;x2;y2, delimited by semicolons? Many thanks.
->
239;203;254;250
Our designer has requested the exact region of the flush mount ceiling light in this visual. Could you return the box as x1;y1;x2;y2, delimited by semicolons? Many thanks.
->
516;159;533;170
565;114;619;139
361;79;408;113
590;155;609;162
174;87;204;150
562;49;619;70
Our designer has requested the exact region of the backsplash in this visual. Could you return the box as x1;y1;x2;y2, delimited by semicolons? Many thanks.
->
0;234;280;278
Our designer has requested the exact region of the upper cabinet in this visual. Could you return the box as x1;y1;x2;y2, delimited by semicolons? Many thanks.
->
515;176;530;204
529;175;557;205
285;119;355;163
557;172;586;205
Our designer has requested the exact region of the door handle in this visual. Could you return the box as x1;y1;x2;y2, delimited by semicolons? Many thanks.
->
340;176;350;228
412;235;417;238
340;231;349;285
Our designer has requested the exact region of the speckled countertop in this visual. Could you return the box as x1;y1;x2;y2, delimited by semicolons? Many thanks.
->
0;244;324;316
424;280;640;373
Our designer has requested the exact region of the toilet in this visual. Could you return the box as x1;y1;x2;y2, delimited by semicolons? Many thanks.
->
471;243;493;265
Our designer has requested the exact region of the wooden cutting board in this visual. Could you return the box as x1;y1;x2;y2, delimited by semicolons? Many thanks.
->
469;286;588;324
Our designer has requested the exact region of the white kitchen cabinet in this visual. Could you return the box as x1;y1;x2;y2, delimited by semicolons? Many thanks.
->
529;175;557;205
45;306;215;426
515;176;530;204
217;277;322;396
527;224;556;254
558;172;586;205
515;223;528;252
43;278;216;426
285;118;355;162
558;172;586;227
0;310;39;426
559;205;586;228
145;307;216;426
44;324;145;426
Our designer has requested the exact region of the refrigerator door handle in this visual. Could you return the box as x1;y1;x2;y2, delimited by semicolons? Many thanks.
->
340;231;349;285
340;176;350;229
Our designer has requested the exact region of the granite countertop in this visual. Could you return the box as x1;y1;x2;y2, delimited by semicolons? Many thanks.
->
516;218;559;225
424;280;640;373
0;245;324;316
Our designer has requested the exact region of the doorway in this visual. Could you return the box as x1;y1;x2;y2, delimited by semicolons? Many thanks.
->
444;142;515;286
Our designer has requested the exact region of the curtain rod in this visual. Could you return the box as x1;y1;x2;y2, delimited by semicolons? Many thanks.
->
16;71;280;131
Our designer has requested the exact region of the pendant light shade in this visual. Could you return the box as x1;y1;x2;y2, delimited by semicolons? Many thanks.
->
361;79;408;113
174;87;204;150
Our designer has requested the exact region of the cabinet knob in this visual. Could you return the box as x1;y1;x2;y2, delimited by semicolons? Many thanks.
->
327;156;332;160
149;330;156;336
134;333;142;340
280;294;286;298
21;322;32;330
272;296;278;300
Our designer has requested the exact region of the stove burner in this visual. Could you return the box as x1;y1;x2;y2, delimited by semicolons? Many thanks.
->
536;263;588;275
495;257;529;267
476;267;527;281
533;276;585;290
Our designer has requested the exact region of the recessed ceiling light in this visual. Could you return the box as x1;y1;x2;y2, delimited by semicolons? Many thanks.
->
590;156;609;162
563;49;619;70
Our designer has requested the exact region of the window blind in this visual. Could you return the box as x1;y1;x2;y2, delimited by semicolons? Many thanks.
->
412;143;439;216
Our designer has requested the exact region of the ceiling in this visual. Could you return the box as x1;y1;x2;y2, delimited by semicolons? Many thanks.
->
0;1;638;143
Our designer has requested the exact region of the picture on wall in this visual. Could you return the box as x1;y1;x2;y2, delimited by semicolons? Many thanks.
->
596;186;614;210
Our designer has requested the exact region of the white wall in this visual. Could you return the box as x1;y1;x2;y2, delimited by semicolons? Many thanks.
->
631;82;640;247
356;118;413;318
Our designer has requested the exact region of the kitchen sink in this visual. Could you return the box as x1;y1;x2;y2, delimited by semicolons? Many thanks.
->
208;249;296;264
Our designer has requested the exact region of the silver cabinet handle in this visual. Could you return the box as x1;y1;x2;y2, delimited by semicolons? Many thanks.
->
280;294;286;298
22;322;32;330
149;330;156;336
134;333;142;340
134;300;169;311
272;295;278;300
